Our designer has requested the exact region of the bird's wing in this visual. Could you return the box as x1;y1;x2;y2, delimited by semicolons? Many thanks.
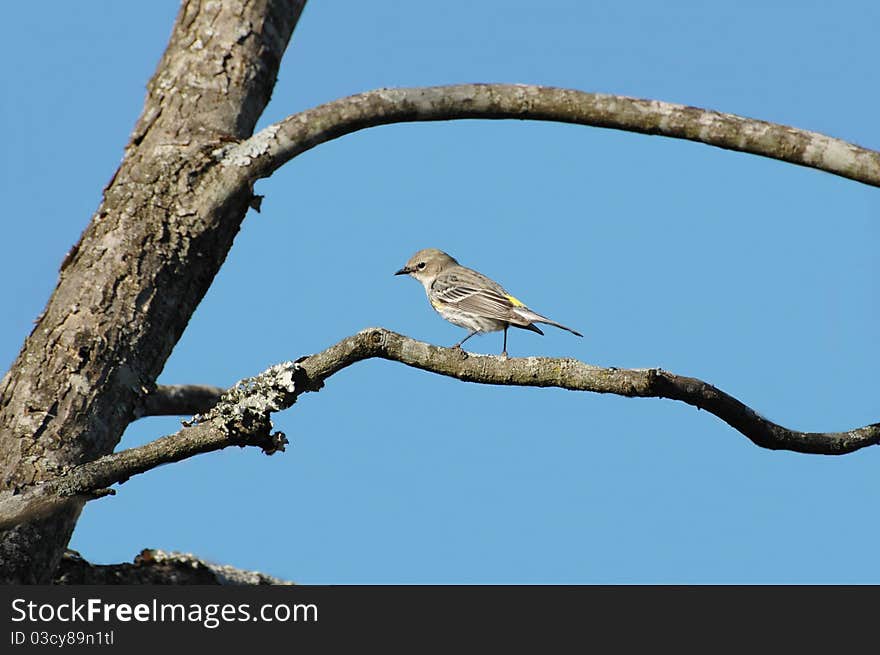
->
432;267;583;337
431;269;530;324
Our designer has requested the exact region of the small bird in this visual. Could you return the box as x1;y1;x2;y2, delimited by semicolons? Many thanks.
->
394;248;582;356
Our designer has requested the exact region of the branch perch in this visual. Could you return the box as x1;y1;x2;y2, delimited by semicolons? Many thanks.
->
1;328;876;530
218;84;880;188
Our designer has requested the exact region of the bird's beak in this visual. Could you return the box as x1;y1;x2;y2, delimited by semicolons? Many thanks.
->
393;266;409;276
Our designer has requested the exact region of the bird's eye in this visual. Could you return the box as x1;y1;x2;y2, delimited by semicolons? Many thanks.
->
417;262;426;270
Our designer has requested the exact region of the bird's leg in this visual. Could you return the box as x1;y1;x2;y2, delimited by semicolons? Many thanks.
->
454;330;477;349
501;326;508;358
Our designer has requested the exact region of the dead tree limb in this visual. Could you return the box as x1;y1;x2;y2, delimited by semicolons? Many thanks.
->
219;84;880;189
2;328;875;532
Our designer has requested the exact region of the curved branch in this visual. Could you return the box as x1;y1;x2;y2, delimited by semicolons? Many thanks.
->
1;328;876;530
304;328;880;455
219;84;880;188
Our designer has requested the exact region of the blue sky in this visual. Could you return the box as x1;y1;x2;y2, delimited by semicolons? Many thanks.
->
2;2;878;583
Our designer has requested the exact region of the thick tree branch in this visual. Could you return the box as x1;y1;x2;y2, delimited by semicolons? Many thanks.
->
217;84;880;189
2;328;875;531
0;0;306;583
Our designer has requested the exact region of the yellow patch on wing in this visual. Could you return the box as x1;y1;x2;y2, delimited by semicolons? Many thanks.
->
504;294;525;307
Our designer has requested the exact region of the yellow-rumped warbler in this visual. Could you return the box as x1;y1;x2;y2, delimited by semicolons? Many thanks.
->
395;248;582;355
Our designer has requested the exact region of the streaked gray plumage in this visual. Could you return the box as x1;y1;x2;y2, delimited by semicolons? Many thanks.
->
394;248;582;355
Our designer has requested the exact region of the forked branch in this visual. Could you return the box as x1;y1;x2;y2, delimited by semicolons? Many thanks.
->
1;328;876;531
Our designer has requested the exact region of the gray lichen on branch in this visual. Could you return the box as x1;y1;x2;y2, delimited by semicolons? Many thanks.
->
182;361;303;455
0;362;305;530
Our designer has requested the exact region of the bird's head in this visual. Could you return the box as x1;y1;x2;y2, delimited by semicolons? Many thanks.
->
394;248;458;285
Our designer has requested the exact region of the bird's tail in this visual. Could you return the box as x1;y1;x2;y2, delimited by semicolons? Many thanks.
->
513;308;583;337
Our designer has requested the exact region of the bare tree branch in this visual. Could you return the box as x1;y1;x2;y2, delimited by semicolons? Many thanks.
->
2;328;875;531
0;362;300;530
216;84;880;189
137;384;226;418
